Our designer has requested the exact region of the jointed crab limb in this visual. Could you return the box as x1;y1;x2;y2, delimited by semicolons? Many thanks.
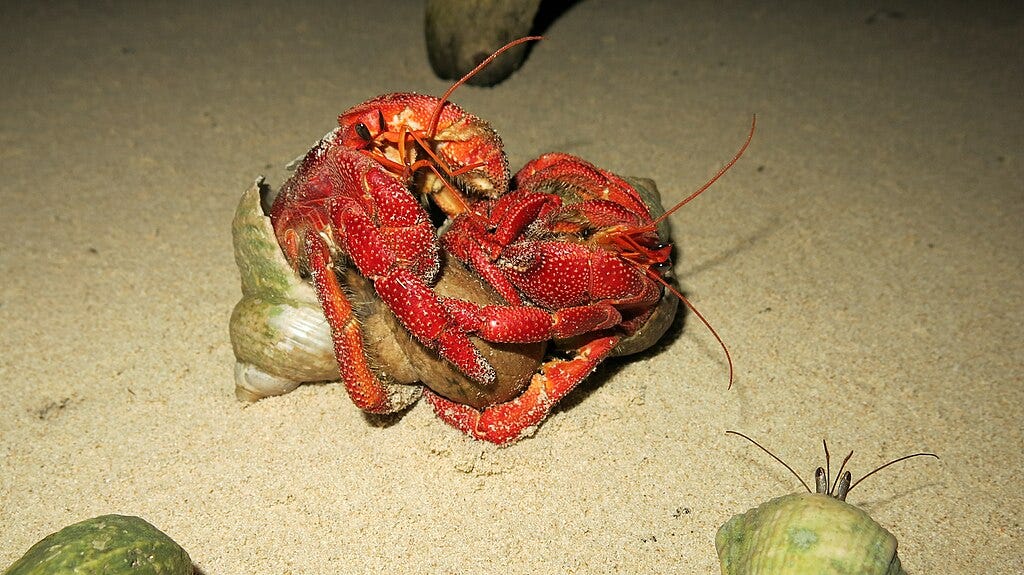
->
326;188;497;386
446;231;665;330
273;147;500;394
301;232;397;413
424;333;621;445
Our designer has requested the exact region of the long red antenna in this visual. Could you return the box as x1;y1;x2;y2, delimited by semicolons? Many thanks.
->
427;36;543;137
641;115;757;387
653;115;756;227
649;271;734;388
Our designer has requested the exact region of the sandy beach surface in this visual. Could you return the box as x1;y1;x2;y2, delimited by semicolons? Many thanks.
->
2;1;1021;573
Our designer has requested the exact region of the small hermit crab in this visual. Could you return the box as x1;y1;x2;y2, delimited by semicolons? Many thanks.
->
716;431;939;575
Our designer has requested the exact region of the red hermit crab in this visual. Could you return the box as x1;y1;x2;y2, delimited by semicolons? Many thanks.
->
430;142;752;442
229;38;752;444
265;40;534;416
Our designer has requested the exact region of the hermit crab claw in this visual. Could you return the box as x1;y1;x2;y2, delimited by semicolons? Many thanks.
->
228;178;345;402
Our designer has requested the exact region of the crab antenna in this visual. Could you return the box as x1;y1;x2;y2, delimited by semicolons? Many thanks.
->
847;452;940;494
652;274;733;387
652;114;756;227
830;450;855;496
726;431;812;494
823;439;832;490
427;36;543;137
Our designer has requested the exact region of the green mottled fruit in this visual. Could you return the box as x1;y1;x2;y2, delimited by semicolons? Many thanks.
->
3;515;192;575
716;493;905;575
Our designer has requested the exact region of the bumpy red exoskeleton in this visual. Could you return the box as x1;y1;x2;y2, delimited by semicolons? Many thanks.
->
430;131;754;443
267;38;534;416
267;35;752;444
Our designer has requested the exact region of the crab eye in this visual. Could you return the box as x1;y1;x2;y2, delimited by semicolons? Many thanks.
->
377;110;387;131
354;122;372;141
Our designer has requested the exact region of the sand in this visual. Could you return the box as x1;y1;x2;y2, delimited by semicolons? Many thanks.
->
2;1;1021;573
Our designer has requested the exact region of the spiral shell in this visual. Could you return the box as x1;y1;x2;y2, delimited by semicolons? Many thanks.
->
716;492;905;575
229;179;344;401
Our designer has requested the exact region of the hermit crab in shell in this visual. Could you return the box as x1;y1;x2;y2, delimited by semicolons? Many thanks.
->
427;145;751;440
716;431;939;575
228;172;679;442
228;37;749;444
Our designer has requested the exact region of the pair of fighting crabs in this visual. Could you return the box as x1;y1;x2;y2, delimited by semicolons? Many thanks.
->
229;39;750;445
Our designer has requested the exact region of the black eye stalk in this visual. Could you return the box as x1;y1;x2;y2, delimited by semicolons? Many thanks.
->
651;260;672;273
354;122;372;142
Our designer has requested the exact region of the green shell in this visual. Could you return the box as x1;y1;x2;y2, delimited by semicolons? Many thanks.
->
716;493;905;575
3;515;192;575
229;179;340;400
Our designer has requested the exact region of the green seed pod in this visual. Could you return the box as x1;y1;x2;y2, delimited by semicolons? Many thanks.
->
716;431;938;575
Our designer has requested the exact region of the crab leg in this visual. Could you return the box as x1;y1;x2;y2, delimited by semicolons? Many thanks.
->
442;297;633;342
324;153;496;386
341;216;497;385
423;333;621;445
299;231;397;413
514;152;652;219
